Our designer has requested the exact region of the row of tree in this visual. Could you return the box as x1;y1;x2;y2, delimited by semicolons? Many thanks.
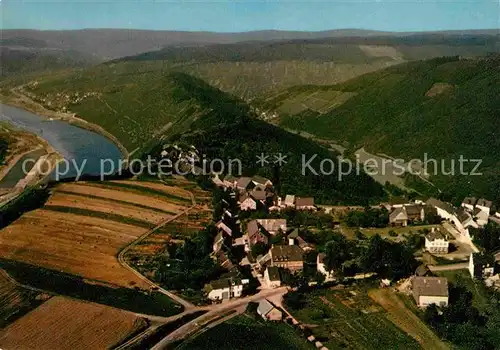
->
424;281;500;349
321;233;418;280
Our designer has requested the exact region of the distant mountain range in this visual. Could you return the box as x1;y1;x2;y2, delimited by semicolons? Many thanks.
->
1;28;498;61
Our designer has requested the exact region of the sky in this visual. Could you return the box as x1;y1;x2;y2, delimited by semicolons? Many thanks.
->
1;0;499;32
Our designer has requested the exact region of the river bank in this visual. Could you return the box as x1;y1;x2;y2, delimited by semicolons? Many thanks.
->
1;86;129;160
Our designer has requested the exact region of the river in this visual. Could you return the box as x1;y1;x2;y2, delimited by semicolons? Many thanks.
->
0;103;123;183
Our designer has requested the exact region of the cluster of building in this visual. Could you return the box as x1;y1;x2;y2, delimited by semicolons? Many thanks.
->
387;196;497;240
426;196;496;238
212;174;315;212
388;203;426;227
205;175;321;302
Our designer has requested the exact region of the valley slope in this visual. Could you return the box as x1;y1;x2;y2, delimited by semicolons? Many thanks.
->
262;56;500;203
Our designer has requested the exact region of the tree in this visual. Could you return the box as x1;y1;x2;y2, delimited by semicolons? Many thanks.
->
251;242;269;257
324;233;352;275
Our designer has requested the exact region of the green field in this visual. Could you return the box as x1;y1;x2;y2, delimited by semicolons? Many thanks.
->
258;86;357;116
0;259;183;317
286;288;420;350
178;314;313;350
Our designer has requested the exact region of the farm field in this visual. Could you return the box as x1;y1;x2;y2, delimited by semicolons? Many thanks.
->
0;269;47;328
287;287;421;350
178;314;313;350
258;86;357;117
125;178;212;280
369;288;449;350
0;296;148;350
0;180;195;289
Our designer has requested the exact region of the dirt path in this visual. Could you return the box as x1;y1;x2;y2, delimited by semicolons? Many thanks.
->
369;288;449;350
117;190;198;310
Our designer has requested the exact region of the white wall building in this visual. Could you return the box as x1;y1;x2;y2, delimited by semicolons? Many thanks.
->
425;229;449;254
412;277;449;308
205;278;248;301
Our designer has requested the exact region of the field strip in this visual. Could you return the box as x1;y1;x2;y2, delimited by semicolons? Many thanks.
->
57;183;187;213
110;180;193;199
369;289;449;350
99;181;192;204
46;192;173;225
0;296;149;350
43;205;155;229
0;209;150;288
55;190;178;215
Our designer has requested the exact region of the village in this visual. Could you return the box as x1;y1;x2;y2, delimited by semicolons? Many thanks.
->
204;171;500;322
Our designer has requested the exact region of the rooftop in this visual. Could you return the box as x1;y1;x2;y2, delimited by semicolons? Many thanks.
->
256;219;287;233
426;229;447;241
477;198;493;209
389;207;407;221
295;197;314;207
247;220;259;237
284;195;295;205
266;266;281;281
405;204;423;216
271;245;304;262
236;177;252;189
252;175;272;185
413;276;448;297
250;190;266;201
462;197;477;206
257;299;275;316
426;198;455;214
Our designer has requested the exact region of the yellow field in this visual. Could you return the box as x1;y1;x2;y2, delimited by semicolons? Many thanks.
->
0;180;195;288
0;296;148;350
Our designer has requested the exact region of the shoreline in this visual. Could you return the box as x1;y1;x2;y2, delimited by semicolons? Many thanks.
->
0;88;130;161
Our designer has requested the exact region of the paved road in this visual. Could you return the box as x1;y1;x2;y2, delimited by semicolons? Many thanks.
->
151;287;289;350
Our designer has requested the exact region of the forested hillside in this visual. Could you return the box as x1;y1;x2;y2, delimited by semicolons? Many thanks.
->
23;68;386;204
0;47;93;77
268;56;500;203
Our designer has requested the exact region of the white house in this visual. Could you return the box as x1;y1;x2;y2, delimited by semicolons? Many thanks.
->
257;299;283;321
239;193;257;211
256;219;287;235
295;197;315;211
284;195;295;207
476;198;493;215
389;207;408;226
473;208;489;227
264;266;281;288
205;277;249;301
469;253;496;279
412;277;449;308
450;208;478;236
425;228;449;254
461;197;477;212
317;253;334;281
426;198;455;220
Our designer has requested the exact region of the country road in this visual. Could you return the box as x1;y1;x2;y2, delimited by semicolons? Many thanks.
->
151;287;289;350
